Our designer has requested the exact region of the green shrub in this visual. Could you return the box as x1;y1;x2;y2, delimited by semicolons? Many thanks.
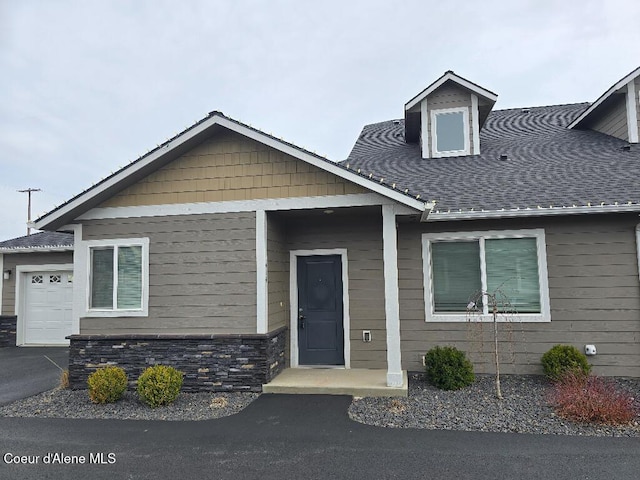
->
424;346;475;390
137;365;184;408
87;366;128;404
541;344;591;382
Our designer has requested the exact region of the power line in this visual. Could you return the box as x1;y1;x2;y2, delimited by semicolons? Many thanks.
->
18;188;41;236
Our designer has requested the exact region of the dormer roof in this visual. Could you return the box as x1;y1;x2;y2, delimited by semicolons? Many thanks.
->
404;71;497;145
568;66;640;143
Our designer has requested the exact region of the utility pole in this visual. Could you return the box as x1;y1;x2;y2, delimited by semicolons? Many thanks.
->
18;188;41;236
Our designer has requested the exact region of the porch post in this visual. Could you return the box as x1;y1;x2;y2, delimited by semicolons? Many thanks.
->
382;204;403;387
71;224;84;336
256;209;268;334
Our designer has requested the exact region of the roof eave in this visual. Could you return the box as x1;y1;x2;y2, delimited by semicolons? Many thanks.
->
35;114;429;231
0;246;73;254
405;71;498;111
568;66;640;129
427;204;640;222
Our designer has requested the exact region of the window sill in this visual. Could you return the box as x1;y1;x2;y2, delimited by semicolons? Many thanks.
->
83;309;148;318
426;313;550;323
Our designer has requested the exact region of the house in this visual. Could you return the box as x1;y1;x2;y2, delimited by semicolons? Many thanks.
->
0;232;74;347
28;66;640;392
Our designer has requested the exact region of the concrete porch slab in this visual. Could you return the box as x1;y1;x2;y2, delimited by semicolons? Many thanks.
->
263;368;407;397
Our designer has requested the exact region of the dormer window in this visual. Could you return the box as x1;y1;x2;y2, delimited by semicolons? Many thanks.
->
431;107;470;157
404;70;497;160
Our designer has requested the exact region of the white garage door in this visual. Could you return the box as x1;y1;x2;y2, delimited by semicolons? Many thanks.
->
24;271;73;345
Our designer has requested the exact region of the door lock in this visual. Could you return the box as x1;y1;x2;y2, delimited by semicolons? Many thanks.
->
298;314;305;329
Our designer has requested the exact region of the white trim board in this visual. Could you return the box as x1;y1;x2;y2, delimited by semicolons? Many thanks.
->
83;237;150;318
78;193;426;221
406;71;498;111
427;203;640;221
34;114;428;231
421;228;551;323
289;249;351;369
568;66;640;130
15;263;74;346
626;80;639;143
0;247;73;254
255;210;268;334
382;204;403;387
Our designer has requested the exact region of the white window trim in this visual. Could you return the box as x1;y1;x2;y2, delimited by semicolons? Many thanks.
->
422;229;551;322
430;107;470;158
84;237;149;317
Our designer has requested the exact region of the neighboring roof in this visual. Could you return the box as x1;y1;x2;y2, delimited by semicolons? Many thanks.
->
405;70;498;111
34;112;431;231
345;102;640;221
0;231;74;253
568;66;640;129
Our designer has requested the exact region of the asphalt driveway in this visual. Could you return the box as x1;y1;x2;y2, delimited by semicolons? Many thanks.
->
0;347;68;406
1;394;639;479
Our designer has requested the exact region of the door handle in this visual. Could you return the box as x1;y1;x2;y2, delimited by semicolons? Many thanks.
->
298;314;305;329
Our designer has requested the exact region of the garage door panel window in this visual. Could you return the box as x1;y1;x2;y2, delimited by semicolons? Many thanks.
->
88;239;148;315
422;229;550;322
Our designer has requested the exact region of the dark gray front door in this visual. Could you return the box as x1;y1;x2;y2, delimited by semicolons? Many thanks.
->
297;255;344;366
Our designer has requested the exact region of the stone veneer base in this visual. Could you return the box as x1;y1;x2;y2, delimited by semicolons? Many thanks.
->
68;327;287;392
0;316;17;348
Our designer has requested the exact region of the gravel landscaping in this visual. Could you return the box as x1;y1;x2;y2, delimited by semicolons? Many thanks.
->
349;374;640;437
2;374;639;437
0;389;259;421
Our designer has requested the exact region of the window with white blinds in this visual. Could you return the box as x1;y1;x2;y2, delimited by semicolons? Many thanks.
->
423;229;550;322
87;238;148;315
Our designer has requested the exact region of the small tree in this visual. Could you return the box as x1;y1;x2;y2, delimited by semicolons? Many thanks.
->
466;288;516;400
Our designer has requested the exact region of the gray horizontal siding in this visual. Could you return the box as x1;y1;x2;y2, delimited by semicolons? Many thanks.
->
267;214;288;332
1;251;73;316
398;214;640;377
80;212;257;335
587;94;628;140
284;209;386;369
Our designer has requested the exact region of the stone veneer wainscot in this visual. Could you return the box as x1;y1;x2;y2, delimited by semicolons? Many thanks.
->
0;316;17;348
68;327;287;392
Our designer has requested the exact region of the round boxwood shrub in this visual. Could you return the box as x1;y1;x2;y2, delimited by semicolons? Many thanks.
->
87;366;128;404
541;344;591;382
424;345;475;390
137;365;184;408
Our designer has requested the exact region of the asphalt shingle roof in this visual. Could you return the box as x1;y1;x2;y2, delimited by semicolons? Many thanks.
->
345;103;640;216
0;231;74;250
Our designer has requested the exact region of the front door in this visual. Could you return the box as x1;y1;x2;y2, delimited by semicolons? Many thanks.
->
297;255;344;366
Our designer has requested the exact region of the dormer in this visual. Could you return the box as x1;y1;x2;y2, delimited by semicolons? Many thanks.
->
568;66;640;143
404;71;497;159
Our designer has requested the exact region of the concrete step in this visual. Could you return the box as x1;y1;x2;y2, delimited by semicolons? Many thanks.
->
263;368;407;397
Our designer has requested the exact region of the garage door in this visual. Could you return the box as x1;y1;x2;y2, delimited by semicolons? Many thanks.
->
24;271;73;345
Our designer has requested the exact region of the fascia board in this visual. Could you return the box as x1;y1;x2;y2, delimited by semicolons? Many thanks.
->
427;203;640;221
405;72;498;111
35;115;428;231
568;66;640;129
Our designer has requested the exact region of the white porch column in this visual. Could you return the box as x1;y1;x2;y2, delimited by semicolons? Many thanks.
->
382;204;403;387
256;209;268;334
71;224;84;335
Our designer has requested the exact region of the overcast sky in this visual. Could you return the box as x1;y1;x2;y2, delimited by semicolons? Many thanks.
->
1;0;639;241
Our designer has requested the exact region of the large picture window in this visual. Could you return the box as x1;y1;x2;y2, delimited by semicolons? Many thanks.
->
422;229;550;322
87;238;149;316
